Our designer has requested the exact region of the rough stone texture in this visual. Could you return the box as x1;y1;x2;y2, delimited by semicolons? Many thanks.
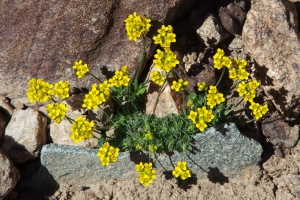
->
242;0;300;116
0;0;197;100
146;81;181;117
262;116;299;148
0;149;20;199
263;140;300;199
0;109;10;147
40;123;262;185
2;108;47;163
196;14;231;47
219;2;247;35
0;95;15;115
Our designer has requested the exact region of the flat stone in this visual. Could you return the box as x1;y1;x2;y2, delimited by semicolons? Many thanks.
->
41;123;262;185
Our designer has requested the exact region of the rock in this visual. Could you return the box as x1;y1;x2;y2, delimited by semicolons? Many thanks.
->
0;0;198;100
40;123;262;185
196;13;231;47
0;109;10;147
2;108;47;163
263;140;300;199
262;116;299;148
228;36;243;50
0;150;20;199
219;2;247;35
0;95;15;115
242;0;300;116
146;81;181;117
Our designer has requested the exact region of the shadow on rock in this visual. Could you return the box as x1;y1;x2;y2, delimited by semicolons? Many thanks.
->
207;167;229;185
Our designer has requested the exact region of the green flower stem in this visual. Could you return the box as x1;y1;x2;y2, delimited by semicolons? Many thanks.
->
66;116;74;124
134;37;147;88
111;96;127;114
245;118;256;123
216;67;226;87
230;80;241;90
88;72;102;82
92;130;103;138
152;72;170;115
153;152;168;171
224;98;244;116
98;106;117;126
50;96;57;103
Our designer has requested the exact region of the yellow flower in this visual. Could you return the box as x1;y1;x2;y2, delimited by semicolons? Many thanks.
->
27;78;53;103
148;145;157;153
172;161;192;180
46;103;68;123
213;48;232;70
188;106;214;132
50;80;70;99
229;58;249;81
109;69;131;87
150;71;165;85
197;82;207;92
82;82;111;110
237;80;260;102
249;102;268;120
136;162;156;186
144;131;153;140
72;60;89;78
187;99;194;107
125;12;151;42
97;142;120;166
70;116;95;143
171;79;188;92
153;25;176;48
153;48;179;72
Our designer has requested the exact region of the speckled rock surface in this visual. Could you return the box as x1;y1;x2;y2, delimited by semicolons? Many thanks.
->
242;0;300;116
40;123;262;185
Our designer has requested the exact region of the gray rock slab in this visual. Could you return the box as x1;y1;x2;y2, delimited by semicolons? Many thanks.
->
41;123;262;185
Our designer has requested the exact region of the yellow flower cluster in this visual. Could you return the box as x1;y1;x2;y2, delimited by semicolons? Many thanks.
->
144;131;153;140
124;12;151;42
97;142;120;166
188;106;214;132
187;99;194;107
249;102;268;120
70;116;95;143
206;86;225;109
237;80;260;102
229;58;249;81
171;79;188;92
72;60;89;78
27;78;53;103
150;71;165;85
197;82;207;92
152;25;176;48
148;145;157;153
82;81;111;110
108;66;130;87
153;48;179;72
46;103;68;123
213;48;232;70
50;80;70;99
136;162;156;186
172;161;192;180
